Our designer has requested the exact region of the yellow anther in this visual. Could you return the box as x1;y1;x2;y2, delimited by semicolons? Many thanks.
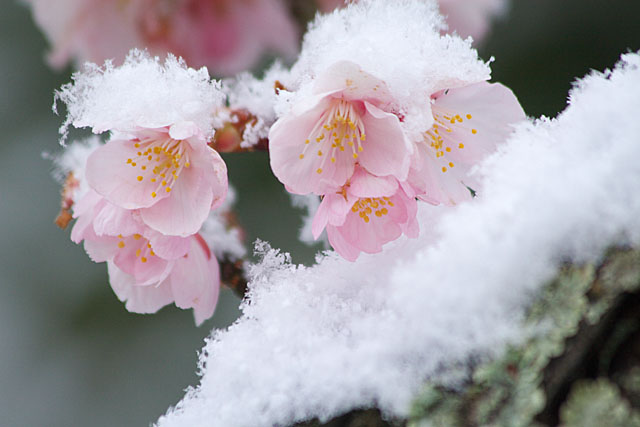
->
363;216;370;223
299;154;304;159
151;178;156;183
472;129;477;134
185;162;190;168
117;241;125;248
381;208;388;215
141;257;147;263
318;150;323;156
331;157;336;163
126;159;132;164
466;114;472;119
150;250;155;257
134;143;140;148
360;134;366;141
442;167;447;172
166;187;171;193
137;176;143;182
141;166;146;170
375;211;382;217
131;162;137;167
133;234;142;240
353;153;358;159
136;249;141;257
305;139;310;144
446;147;451;152
459;143;465;149
162;180;167;186
151;192;157;198
449;162;454;167
317;168;323;174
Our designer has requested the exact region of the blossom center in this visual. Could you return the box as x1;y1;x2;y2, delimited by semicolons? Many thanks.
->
299;99;367;174
117;233;156;264
424;105;477;173
350;197;394;223
125;136;191;198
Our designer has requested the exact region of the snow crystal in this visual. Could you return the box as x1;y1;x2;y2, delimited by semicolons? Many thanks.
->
55;50;225;142
157;52;640;427
223;63;290;147
289;194;326;247
278;0;491;138
199;186;246;261
49;136;102;202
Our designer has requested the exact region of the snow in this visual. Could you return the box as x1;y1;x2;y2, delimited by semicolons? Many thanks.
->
276;0;491;140
54;50;225;142
223;62;290;147
157;52;640;427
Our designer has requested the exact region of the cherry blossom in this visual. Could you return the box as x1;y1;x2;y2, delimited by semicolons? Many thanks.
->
70;190;219;325
85;122;228;237
407;81;526;205
25;0;298;75
107;235;220;326
269;60;411;195
311;168;418;261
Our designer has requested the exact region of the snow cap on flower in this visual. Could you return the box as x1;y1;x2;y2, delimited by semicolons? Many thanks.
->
408;81;526;205
269;61;411;195
312;167;419;261
55;50;225;142
280;0;491;139
25;0;298;76
85;123;228;237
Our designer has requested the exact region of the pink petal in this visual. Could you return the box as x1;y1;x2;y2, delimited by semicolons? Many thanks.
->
86;139;169;210
312;193;350;239
169;238;220;326
140;166;213;237
107;262;174;314
348;167;399;198
432;82;525;164
357;102;411;181
326;226;362;262
113;236;174;286
146;230;190;260
269;98;354;195
92;202;142;237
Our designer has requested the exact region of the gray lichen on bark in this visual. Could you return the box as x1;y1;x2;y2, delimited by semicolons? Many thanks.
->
294;247;640;427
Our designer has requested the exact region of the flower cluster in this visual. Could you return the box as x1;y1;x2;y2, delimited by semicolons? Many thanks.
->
264;1;525;260
54;53;233;324
51;0;526;319
70;124;228;325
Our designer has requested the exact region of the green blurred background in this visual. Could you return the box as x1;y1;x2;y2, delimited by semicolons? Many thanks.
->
1;1;639;426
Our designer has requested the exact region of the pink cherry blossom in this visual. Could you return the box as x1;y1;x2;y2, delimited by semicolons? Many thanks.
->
407;81;526;205
269;60;411;195
85;122;228;237
25;0;298;75
71;190;219;325
312;168;418;261
108;234;220;326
